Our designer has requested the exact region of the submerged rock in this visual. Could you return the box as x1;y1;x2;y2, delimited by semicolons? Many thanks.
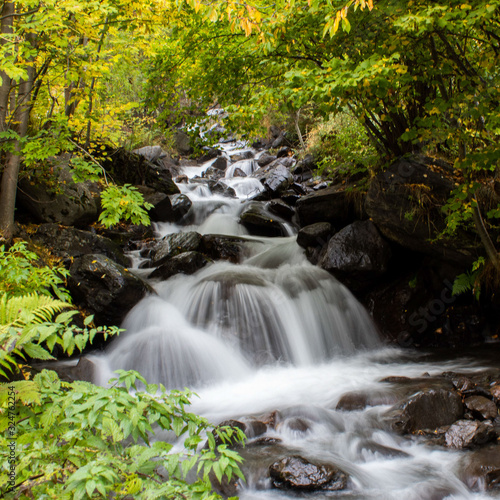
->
68;254;153;326
461;445;500;491
269;455;348;491
200;234;247;263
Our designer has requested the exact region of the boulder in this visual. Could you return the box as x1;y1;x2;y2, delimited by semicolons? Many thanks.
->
276;146;291;158
465;396;498;420
197;147;221;163
31;224;129;267
387;388;463;433
461;446;500;491
210;180;236;198
132;145;165;163
319;221;392;291
297;222;332;249
295;184;355;227
150;232;202;267
17;159;100;226
212;156;228;171
139;188;175;222
445;420;496;449
365;155;481;264
175;130;192;155
254;164;293;196
170;194;193;220
200;234;247;263
267;200;295;221
239;202;289;237
68;254;153;326
148;251;211;280
230;150;254;162
102;148;179;195
269;456;348;492
257;152;277;168
232;167;247;178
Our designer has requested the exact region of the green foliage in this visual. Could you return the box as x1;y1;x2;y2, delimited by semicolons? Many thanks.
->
452;257;485;299
0;242;70;301
0;369;244;499
308;112;377;181
0;293;121;378
99;184;154;228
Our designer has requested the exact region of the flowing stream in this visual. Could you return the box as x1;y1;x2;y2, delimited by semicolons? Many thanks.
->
93;143;498;499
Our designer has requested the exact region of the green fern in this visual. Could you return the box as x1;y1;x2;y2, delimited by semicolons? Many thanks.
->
0;293;69;328
452;257;485;300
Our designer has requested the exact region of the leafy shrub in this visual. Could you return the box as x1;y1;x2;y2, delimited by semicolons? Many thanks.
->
99;184;153;228
0;242;70;301
307;112;378;182
0;369;244;499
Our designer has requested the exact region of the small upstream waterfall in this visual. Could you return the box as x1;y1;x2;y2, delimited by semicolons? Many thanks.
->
94;143;496;500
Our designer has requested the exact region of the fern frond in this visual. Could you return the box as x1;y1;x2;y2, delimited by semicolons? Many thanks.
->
0;293;70;328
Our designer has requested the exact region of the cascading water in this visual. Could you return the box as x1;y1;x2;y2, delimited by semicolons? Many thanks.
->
94;143;498;499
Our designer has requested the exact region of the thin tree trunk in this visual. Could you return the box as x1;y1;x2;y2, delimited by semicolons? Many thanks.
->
0;32;36;241
0;1;15;131
472;201;500;272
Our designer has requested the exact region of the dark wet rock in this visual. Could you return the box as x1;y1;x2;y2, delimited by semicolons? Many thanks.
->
211;180;237;198
150;232;202;267
102;148;179;195
175;174;189;183
465;396;498;420
313;181;329;191
461;445;500;491
18;160;99;226
357;440;411;460
68;254;153;326
212;156;228;171
239;202;289;237
232;167;247;178
255;410;281;430
257;152;277;167
269;455;348;492
254;164;293;196
239;419;268;439
250;437;282;446
268;200;295;221
387;388;463;433
139;187;175;222
31;223;129;267
230;151;254;162
200;234;247;263
71;357;97;383
198;147;221;163
148;251;211;280
445;420;496;449
336;390;399;411
320;220;392;291
296;184;355;227
281;191;300;206
297;222;332;250
175;130;192;155
170;194;193;220
451;375;478;395
365;155;481;265
292;154;315;175
95;224;154;249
